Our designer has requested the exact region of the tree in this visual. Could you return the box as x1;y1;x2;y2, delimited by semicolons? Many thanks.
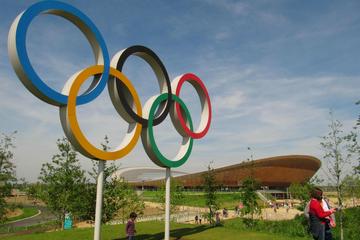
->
109;177;145;224
239;176;261;227
203;163;219;225
0;132;17;223
287;175;323;211
39;137;89;228
342;175;360;207
155;178;184;215
26;182;44;205
236;147;261;226
14;177;27;192
88;136;119;182
86;136;144;223
356;100;360;126
352;100;360;173
345;125;360;174
288;182;313;211
85;173;145;224
320;112;352;240
246;147;256;176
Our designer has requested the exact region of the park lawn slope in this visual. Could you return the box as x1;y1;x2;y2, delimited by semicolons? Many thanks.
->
142;191;243;209
2;221;309;240
5;207;39;223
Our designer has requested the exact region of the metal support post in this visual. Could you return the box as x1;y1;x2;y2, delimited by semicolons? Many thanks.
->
94;160;105;240
164;167;171;240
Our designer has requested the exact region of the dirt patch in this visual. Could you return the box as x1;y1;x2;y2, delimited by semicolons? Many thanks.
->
5;208;23;218
74;221;94;229
143;202;163;215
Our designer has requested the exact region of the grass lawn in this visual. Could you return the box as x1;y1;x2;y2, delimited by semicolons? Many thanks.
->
141;191;244;209
2;221;310;240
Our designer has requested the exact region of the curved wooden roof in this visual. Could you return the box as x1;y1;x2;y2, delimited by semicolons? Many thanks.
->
136;155;321;188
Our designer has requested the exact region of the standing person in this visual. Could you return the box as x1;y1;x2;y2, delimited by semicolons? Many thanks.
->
195;215;199;224
126;212;137;240
308;188;336;240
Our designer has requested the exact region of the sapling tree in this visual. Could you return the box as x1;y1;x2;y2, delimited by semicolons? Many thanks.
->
39;137;89;228
342;175;360;207
320;112;352;240
86;136;144;223
0;132;17;223
240;177;261;226
239;147;261;226
203;163;219;225
156;178;184;214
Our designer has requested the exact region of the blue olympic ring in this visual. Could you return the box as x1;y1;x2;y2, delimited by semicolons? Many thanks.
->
11;1;110;106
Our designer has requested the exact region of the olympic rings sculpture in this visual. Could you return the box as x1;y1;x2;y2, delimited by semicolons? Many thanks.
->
8;1;211;168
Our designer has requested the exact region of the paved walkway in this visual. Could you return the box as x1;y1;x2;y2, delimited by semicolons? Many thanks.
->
1;206;56;228
136;202;302;224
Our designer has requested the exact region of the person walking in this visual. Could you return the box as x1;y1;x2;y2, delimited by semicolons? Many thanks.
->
126;212;137;240
308;188;336;240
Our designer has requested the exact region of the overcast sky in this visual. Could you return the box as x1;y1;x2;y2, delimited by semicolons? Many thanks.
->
1;0;359;183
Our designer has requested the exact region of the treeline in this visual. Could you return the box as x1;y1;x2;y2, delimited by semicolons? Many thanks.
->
29;137;144;227
1;135;144;227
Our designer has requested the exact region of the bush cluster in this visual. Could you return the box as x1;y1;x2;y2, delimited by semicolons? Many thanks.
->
332;207;360;240
224;207;360;240
225;214;309;238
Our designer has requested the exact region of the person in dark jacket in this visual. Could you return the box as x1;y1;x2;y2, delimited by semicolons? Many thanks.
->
308;188;336;240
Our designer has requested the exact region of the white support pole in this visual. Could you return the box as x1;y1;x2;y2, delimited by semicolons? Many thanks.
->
164;167;171;240
94;160;105;240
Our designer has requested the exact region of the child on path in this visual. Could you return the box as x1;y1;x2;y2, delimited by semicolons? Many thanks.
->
126;212;137;240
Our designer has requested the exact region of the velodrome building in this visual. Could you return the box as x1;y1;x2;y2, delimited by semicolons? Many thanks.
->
115;155;321;190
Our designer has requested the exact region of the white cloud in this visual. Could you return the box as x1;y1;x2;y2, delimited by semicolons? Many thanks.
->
213;90;246;111
203;0;249;16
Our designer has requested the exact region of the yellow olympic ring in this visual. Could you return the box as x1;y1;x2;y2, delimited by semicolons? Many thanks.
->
60;65;142;160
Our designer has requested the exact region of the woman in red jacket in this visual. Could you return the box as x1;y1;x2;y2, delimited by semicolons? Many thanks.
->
308;188;336;240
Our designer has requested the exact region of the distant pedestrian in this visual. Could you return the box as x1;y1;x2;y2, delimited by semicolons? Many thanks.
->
222;208;228;218
215;212;221;225
235;205;239;216
285;202;290;213
199;217;202;224
126;212;137;240
195;215;199;224
273;203;277;213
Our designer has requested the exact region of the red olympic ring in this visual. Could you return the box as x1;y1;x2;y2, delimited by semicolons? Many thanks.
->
171;73;212;139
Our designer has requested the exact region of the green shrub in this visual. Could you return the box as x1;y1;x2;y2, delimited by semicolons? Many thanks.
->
225;214;309;238
225;207;360;240
332;207;360;240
